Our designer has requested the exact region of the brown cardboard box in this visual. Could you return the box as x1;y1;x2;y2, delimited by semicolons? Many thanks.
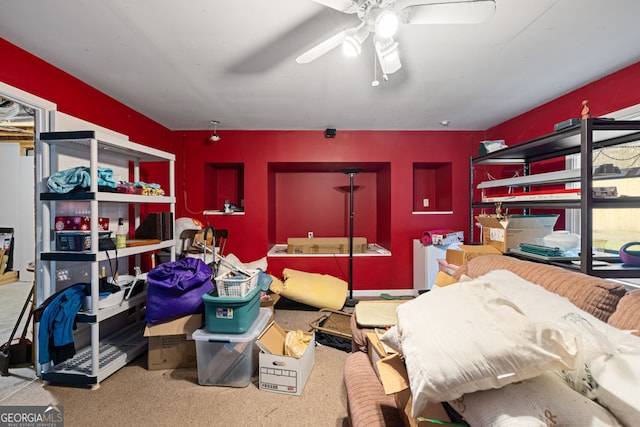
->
366;332;393;380
287;237;367;254
433;271;457;287
143;314;202;370
260;292;280;324
376;353;452;426
475;214;559;253
446;244;502;266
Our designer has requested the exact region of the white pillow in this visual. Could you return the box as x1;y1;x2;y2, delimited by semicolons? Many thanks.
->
448;372;622;427
463;269;640;425
380;325;402;354
394;281;580;417
458;270;624;338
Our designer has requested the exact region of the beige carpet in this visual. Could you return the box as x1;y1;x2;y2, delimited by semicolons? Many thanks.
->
1;309;351;427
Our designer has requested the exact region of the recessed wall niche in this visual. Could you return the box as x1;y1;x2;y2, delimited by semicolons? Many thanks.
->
413;162;453;213
267;162;391;249
203;163;244;212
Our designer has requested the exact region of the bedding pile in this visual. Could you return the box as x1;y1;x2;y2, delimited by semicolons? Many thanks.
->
382;269;640;426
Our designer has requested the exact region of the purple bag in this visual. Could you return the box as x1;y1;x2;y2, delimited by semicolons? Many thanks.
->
145;257;213;325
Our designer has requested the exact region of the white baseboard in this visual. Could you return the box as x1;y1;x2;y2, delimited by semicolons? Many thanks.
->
350;289;417;298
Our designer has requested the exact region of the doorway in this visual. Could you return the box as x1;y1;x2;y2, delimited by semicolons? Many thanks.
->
0;83;54;284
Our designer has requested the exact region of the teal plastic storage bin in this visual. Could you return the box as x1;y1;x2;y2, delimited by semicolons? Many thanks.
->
202;280;261;334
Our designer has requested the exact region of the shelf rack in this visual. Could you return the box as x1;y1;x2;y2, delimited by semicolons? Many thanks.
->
36;130;175;386
470;118;640;278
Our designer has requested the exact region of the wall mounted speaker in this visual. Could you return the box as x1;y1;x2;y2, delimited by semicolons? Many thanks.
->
325;128;336;138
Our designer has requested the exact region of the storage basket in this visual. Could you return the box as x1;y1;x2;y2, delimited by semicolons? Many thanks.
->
214;269;259;298
55;231;111;251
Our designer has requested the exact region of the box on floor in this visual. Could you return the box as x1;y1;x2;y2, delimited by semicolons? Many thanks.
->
143;314;202;371
257;321;315;396
475;214;558;253
368;332;452;426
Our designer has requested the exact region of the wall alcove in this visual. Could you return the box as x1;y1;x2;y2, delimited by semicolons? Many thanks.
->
267;162;391;252
412;162;453;213
203;162;245;213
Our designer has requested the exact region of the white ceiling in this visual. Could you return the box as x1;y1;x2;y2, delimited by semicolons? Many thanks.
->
2;0;640;131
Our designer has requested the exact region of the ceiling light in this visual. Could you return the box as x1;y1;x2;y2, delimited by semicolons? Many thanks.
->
440;120;451;126
375;10;399;38
374;36;401;75
342;35;362;57
342;23;369;58
209;120;221;142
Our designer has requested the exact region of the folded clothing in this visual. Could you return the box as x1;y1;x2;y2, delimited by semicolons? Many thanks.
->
47;166;117;193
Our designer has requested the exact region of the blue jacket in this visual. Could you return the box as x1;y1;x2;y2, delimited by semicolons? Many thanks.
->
36;284;87;365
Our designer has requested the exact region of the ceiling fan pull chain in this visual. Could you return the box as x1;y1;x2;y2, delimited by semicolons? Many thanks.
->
372;52;380;87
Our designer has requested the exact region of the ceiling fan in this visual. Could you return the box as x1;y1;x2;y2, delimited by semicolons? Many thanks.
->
296;0;496;75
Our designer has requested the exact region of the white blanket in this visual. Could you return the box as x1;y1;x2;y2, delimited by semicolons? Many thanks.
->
389;279;580;417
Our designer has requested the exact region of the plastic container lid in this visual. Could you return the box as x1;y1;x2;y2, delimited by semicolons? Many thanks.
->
191;307;271;343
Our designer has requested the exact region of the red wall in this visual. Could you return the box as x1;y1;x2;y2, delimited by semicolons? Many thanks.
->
0;39;171;151
171;130;479;289
485;62;640;144
4;37;640;291
481;62;640;234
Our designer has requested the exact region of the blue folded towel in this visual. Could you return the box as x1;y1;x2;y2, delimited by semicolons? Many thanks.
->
47;166;117;193
257;269;273;291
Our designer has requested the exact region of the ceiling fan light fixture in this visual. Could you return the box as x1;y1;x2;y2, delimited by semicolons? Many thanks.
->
342;35;362;57
374;36;401;75
342;23;369;58
375;9;399;38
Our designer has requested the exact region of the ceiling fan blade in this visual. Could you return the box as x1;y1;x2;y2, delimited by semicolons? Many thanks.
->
296;29;348;64
374;36;402;75
310;0;360;14
403;0;496;24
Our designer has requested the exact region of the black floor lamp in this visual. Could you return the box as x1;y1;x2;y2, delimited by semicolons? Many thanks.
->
342;167;362;307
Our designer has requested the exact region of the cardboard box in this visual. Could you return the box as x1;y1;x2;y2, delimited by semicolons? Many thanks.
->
287;237;367;254
395;389;453;427
260;292;280;324
257;321;315;396
433;271;457;287
366;331;398;380
475;214;559;253
430;230;464;246
445;244;502;266
376;353;452;426
143;314;202;370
